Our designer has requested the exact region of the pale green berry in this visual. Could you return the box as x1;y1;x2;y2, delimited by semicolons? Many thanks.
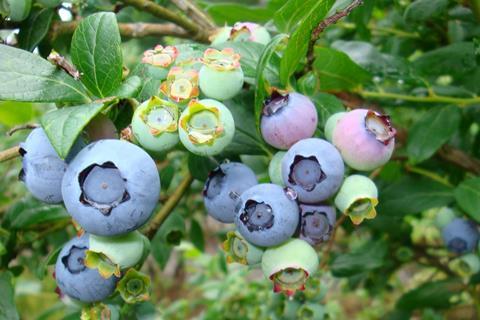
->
434;207;456;229
324;112;346;142
222;231;264;265
6;0;31;21
268;151;286;186
448;253;480;277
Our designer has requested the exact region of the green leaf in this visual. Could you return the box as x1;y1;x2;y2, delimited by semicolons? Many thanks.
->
274;0;320;33
406;106;461;164
151;213;185;268
279;0;335;85
36;246;62;279
71;12;123;98
130;63;167;102
311;93;345;129
41;102;105;158
0;271;19;320
111;76;141;98
188;153;218;181
206;0;283;25
396;279;463;310
189;218;204;252
330;240;387;277
0;44;90;103
4;198;68;229
413;42;477;78
17;7;54;51
378;177;454;217
454;177;480;223
404;0;449;23
254;34;288;132
0;101;38;127
313;47;371;91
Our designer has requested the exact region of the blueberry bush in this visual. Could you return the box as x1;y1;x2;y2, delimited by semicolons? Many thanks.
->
1;0;480;319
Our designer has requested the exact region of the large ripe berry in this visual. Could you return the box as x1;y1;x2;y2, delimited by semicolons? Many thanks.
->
19;128;83;204
261;239;319;296
178;99;235;156
61;139;160;236
442;218;479;254
203;162;257;223
55;234;117;302
234;183;299;247
199;48;244;101
332;109;396;171
299;204;336;246
131;96;179;154
261;91;318;150
282;138;344;204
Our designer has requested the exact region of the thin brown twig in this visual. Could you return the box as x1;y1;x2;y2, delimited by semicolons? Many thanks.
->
0;146;20;163
7;124;38;136
143;173;194;239
121;0;210;43
320;214;347;269
50;21;190;41
170;0;216;31
304;0;364;73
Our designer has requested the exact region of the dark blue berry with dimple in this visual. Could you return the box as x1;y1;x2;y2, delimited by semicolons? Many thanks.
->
203;162;257;223
442;218;479;254
54;234;117;302
19;128;84;204
61;139;160;236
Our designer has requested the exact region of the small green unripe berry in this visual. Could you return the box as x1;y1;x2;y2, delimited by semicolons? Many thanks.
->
268;151;286;186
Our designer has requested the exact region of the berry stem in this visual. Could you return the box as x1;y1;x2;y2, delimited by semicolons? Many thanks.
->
170;0;216;31
359;90;480;106
143;173;194;239
0;146;20;163
121;0;211;43
404;164;453;187
320;214;347;269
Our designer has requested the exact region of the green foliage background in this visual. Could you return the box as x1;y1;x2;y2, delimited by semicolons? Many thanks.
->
0;0;480;319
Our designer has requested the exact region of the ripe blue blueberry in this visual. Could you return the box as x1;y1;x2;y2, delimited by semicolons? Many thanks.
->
19;128;83;204
442;218;479;254
281;138;344;204
203;162;258;223
299;204;336;246
261;91;318;150
61;139;160;236
234;183;299;247
55;234;117;302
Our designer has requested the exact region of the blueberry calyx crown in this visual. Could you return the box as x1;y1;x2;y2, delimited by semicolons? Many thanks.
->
288;155;326;192
239;199;274;232
301;211;332;243
271;267;308;297
62;245;87;274
160;67;199;103
364;110;396;145
448;237;467;253
200;48;241;71
179;100;224;145
142;45;178;68
263;90;289;116
78;161;130;216
139;98;178;136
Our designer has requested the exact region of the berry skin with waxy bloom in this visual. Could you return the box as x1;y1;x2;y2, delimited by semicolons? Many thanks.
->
19;128;83;204
281;138;344;204
210;22;271;45
61;139;160;236
261;239;319;296
261;91;318;150
299;204;336;246
203;162;258;223
160;67;199;104
442;218;479;254
334;175;378;225
142;45;178;68
178;99;235;156
324;112;346;142
199;48;244;101
332;109;396;171
131;96;179;154
54;234;117;303
234;183;299;247
222;231;264;265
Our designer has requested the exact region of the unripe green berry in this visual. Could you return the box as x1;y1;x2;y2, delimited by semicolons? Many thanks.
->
268;151;286;186
324;112;346;142
222;231;264;265
6;0;31;21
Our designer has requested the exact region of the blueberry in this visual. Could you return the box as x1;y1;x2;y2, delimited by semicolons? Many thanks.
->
199;48;244;101
210;22;271;45
332;109;396;171
281;138;344;204
203;162;257;223
268;151;286;186
234;183;299;247
160;67;199;104
261;91;318;150
142;45;178;68
442;218;479;254
178;99;235;156
324;112;346;142
61;139;160;236
299;204;336;246
55;234;117;302
131;96;179;154
222;231;264;265
19;128;83;204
